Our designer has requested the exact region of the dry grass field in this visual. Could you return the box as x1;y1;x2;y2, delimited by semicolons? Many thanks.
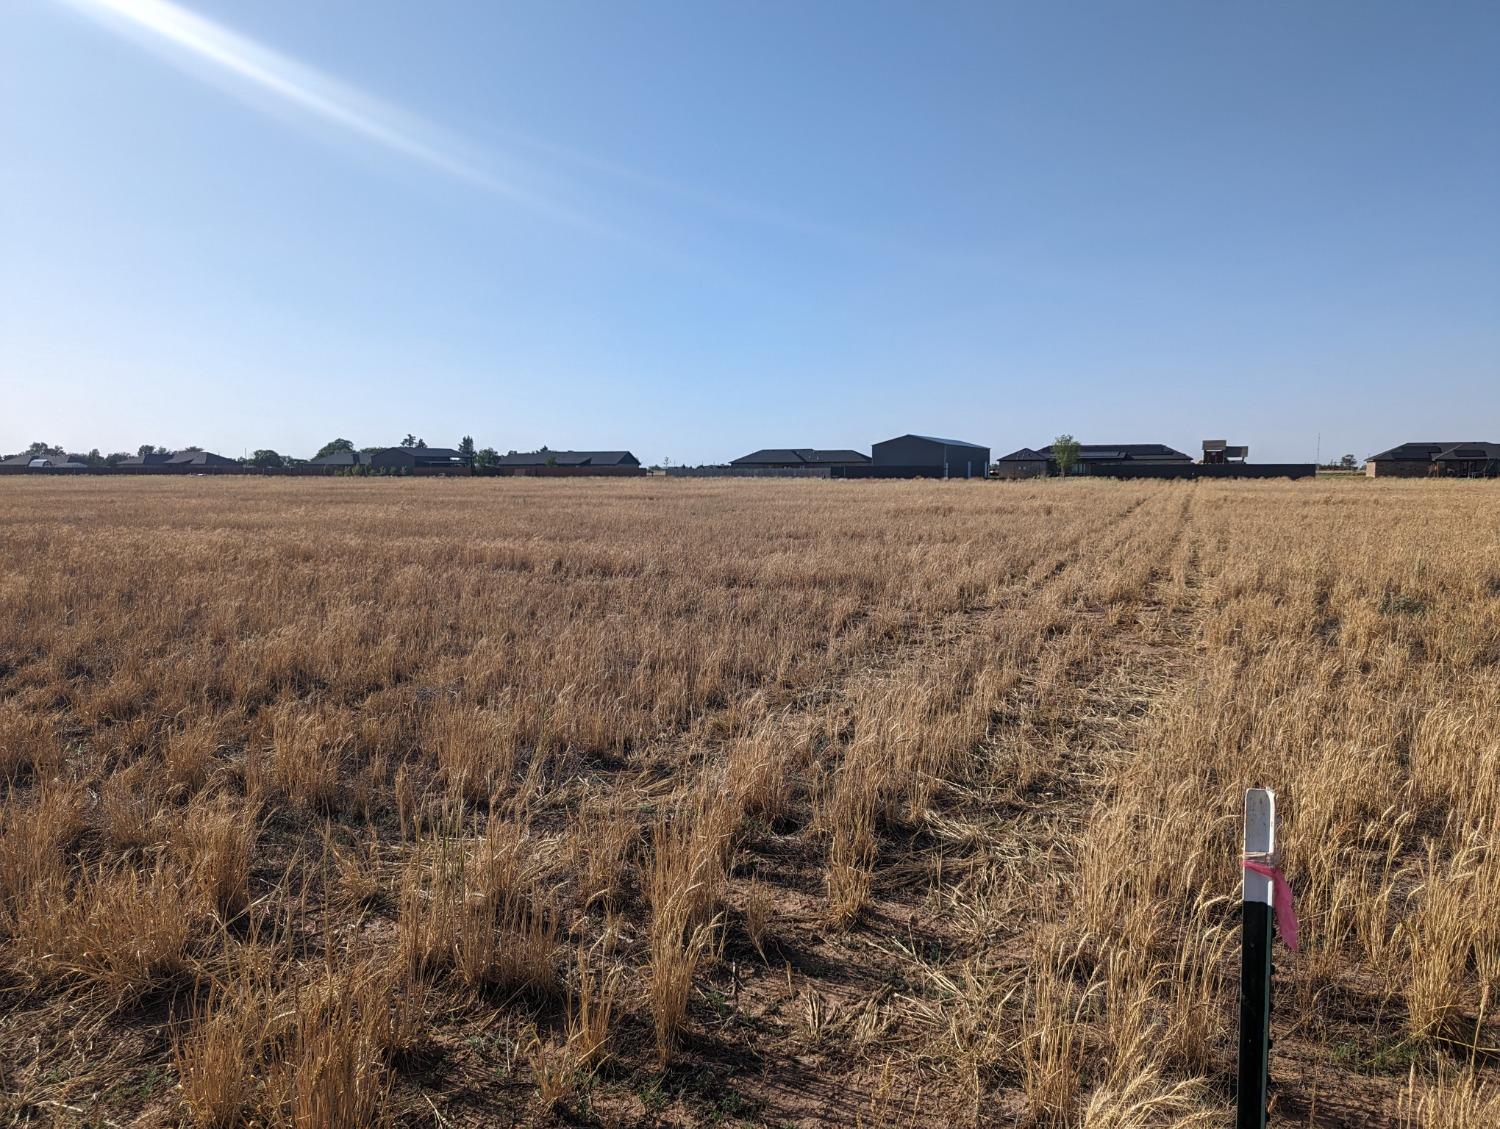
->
1;476;1497;1128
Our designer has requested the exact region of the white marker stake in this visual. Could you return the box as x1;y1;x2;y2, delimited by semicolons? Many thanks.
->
1237;788;1276;1129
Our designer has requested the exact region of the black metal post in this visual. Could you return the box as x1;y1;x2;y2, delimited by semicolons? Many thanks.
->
1236;898;1273;1128
1237;787;1276;1129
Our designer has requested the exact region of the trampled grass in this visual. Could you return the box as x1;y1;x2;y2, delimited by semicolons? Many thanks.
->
0;476;1496;1126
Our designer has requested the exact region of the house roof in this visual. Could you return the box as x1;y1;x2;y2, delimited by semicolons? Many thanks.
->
2;455;88;468
118;452;175;466
1037;443;1193;461
996;448;1047;462
490;450;637;466
308;450;371;466
166;450;235;466
1433;442;1500;461
730;448;871;466
1368;441;1496;462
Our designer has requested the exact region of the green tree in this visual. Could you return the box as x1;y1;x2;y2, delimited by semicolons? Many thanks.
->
401;434;417;447
1339;454;1358;470
1052;434;1081;477
104;452;132;467
137;444;168;458
458;435;475;459
249;449;286;468
475;446;498;467
26;441;65;457
315;438;356;459
415;438;427;449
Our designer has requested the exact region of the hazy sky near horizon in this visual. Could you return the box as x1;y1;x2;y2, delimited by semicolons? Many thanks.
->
3;0;1497;464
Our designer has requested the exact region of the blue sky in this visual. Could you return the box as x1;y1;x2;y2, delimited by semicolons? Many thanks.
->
2;0;1496;464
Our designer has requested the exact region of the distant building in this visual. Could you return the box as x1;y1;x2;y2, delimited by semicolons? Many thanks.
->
368;447;473;471
115;450;237;471
1058;443;1192;468
488;450;640;468
729;448;871;469
308;450;372;467
1202;440;1249;464
871;435;990;478
1366;441;1500;477
994;443;1196;478
0;454;88;472
166;450;238;469
117;452;175;468
1432;443;1500;477
992;448;1050;480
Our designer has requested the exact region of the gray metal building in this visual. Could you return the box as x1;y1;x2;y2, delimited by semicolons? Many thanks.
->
871;434;990;478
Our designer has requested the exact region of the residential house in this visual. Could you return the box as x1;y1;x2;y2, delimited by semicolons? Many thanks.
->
1366;441;1500;477
729;448;871;469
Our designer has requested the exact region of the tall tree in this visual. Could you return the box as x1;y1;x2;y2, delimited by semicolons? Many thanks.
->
249;449;287;468
1052;434;1081;477
315;438;356;459
401;434;417;448
458;435;475;459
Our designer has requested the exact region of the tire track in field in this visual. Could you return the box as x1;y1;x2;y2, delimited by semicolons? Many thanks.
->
700;487;1195;1128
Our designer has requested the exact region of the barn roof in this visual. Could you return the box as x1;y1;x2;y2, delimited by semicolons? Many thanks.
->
898;435;988;449
996;448;1047;461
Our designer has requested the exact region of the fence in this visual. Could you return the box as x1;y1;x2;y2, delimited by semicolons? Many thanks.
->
475;465;646;477
1081;464;1318;481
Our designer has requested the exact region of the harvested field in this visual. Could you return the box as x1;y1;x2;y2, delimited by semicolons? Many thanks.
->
1;476;1497;1127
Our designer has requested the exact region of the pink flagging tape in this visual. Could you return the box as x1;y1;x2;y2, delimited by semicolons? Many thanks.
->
1243;860;1299;951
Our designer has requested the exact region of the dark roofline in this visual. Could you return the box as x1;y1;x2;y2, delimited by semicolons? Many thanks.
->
1036;443;1193;461
490;449;639;466
1367;441;1494;462
887;434;987;449
730;448;871;466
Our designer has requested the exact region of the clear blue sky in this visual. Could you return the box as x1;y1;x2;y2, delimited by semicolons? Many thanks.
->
3;0;1496;464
